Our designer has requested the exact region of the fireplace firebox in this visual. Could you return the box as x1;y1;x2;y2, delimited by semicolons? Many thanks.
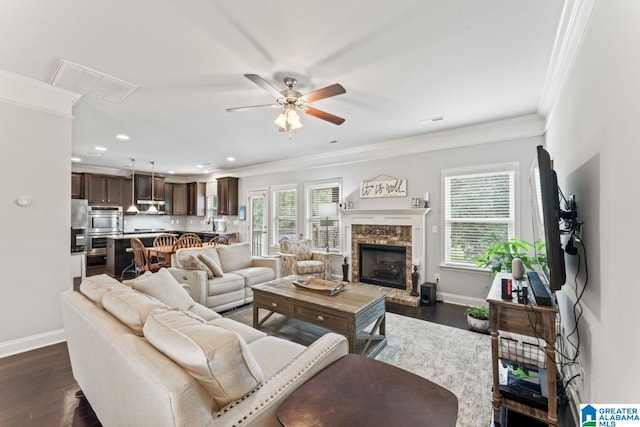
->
358;243;407;289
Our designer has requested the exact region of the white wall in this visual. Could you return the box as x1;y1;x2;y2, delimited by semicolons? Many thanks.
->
0;71;78;356
545;0;640;403
238;134;542;303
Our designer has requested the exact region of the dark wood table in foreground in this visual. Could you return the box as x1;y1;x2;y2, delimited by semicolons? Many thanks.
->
276;354;458;427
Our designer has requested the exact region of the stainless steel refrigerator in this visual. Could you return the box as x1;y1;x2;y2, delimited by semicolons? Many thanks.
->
71;199;88;253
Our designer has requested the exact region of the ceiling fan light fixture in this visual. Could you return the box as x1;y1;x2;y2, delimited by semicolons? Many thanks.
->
274;104;302;132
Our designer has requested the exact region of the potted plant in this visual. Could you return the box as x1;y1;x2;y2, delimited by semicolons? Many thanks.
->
465;305;490;333
473;234;546;274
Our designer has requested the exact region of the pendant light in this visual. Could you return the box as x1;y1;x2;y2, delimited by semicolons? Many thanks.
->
126;158;138;213
147;160;158;213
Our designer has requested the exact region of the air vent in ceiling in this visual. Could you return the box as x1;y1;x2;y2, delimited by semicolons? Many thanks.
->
50;59;139;103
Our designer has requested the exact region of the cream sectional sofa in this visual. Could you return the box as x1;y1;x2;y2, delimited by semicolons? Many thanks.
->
61;272;348;427
168;242;279;312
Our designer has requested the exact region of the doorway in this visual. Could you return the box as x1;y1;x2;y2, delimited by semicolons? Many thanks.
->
248;190;267;256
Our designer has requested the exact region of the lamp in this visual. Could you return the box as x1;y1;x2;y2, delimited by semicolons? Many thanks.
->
126;158;138;214
318;202;337;253
147;160;158;214
274;104;303;132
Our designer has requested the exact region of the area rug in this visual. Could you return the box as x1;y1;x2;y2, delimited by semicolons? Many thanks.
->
224;305;492;427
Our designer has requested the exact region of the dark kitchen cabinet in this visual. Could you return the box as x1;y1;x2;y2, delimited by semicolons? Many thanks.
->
187;182;206;216
135;175;164;201
85;174;123;206
164;183;173;215
217;177;238;216
172;183;187;215
71;173;84;199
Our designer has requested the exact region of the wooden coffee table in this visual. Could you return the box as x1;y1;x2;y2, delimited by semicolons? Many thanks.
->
276;354;458;427
252;276;387;357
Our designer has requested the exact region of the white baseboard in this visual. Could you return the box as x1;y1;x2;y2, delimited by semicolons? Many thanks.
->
0;329;66;359
438;292;487;307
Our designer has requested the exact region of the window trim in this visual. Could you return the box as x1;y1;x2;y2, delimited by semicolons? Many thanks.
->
440;162;519;269
304;178;342;253
271;184;298;246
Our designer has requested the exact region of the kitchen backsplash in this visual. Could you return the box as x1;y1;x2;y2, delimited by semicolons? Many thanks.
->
123;214;239;233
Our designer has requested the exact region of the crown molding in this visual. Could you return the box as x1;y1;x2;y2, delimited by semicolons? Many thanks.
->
538;0;599;121
218;114;545;178
0;69;81;117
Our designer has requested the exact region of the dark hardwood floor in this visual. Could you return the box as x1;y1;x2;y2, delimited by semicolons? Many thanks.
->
3;264;572;426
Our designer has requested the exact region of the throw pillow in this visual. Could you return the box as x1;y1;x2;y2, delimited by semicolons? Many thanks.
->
216;242;252;272
177;252;213;279
102;287;166;336
143;308;264;410
197;253;224;277
123;268;194;311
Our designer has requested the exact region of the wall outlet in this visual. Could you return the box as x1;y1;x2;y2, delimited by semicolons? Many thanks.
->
435;273;440;283
432;225;438;233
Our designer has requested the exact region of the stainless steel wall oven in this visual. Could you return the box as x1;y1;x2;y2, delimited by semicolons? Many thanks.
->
87;206;123;256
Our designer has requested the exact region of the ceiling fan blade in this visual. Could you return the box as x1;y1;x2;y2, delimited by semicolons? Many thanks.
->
300;84;346;104
226;103;279;113
244;74;283;99
303;107;345;125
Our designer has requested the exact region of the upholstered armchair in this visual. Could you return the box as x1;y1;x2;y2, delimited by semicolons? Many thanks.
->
278;239;330;279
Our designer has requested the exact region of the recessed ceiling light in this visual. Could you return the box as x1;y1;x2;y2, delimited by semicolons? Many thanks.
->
71;157;82;162
227;157;236;162
95;146;107;151
116;134;130;140
167;170;175;174
196;162;210;169
203;170;210;174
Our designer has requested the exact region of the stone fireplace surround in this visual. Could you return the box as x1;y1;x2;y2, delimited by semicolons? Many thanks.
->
341;208;430;305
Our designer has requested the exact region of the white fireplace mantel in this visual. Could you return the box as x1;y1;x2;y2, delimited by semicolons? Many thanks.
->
341;208;431;279
341;208;430;217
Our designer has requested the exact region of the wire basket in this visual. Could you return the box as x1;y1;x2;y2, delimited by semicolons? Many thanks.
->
498;331;547;369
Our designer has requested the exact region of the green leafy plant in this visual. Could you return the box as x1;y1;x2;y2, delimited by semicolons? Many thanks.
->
473;234;546;274
465;305;489;320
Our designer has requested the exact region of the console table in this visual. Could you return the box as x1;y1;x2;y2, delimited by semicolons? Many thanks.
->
487;273;558;426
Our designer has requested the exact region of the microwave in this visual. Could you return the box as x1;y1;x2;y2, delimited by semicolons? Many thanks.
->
137;200;165;214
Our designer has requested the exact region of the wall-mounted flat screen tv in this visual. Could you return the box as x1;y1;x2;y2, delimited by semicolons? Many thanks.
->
529;145;566;292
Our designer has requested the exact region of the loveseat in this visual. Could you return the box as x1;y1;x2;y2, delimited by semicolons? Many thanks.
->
168;242;279;311
61;272;348;427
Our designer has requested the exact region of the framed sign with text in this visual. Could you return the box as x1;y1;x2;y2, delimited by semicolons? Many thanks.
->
360;176;407;198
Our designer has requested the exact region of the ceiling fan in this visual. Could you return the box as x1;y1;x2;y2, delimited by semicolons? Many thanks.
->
226;74;346;133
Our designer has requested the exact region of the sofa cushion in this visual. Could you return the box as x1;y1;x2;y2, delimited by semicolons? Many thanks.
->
143;308;264;409
123;268;194;311
295;260;325;275
229;267;275;287
281;239;312;261
188;302;222;321
206;274;245;296
198;253;224;277
102;288;166;336
79;274;128;307
209;318;267;344
216;243;252;272
248;336;306;378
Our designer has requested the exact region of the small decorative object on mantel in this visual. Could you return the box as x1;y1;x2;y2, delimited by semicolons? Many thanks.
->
411;197;422;208
360;174;407;199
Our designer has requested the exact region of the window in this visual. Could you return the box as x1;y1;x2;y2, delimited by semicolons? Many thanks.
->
272;186;297;245
305;180;341;252
443;166;516;267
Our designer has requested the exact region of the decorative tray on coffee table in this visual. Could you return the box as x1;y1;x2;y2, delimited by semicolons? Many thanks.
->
291;276;348;296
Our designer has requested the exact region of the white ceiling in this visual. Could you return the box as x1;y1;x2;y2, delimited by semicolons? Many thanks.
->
0;0;564;175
